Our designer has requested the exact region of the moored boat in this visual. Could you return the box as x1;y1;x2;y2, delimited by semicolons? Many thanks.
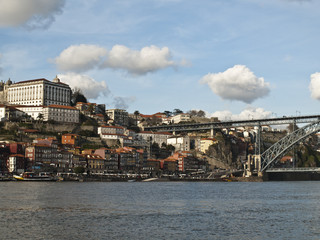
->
13;172;56;181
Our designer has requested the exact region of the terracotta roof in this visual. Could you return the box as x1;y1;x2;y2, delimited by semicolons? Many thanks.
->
46;105;77;110
23;129;39;133
100;125;124;129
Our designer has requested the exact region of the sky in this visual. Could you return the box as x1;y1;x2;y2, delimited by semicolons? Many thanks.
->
0;0;320;120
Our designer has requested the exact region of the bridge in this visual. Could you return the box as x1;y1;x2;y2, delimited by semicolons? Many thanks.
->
145;114;320;133
145;114;320;174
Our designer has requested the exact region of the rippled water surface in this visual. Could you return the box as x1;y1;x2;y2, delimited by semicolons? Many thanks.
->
0;181;319;239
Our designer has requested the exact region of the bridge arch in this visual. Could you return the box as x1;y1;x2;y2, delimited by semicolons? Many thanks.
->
260;120;320;172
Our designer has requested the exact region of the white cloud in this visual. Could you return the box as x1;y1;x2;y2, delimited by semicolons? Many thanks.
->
54;44;180;75
103;45;176;75
0;0;65;29
57;73;109;99
207;107;272;121
309;72;320;100
201;65;270;103
54;44;107;72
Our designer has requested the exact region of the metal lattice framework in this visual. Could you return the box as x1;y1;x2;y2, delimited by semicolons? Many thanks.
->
260;120;320;172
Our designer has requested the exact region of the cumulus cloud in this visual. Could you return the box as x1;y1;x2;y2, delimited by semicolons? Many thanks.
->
112;96;136;110
57;73;109;99
309;72;320;100
54;44;180;75
0;0;65;29
103;45;176;75
54;44;107;72
201;65;270;104
207;107;272;121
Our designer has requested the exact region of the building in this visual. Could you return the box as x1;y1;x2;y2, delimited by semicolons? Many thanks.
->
7;154;26;173
61;134;80;146
0;104;5;121
98;125;125;135
76;102;106;115
43;105;79;123
170;113;190;124
94;148;119;171
13;104;79;123
106;109;129;126
15;105;44;120
0;76;71;106
167;135;190;152
137;131;172;147
86;154;106;174
200;138;218;153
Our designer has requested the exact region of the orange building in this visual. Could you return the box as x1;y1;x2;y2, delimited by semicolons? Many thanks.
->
61;133;80;146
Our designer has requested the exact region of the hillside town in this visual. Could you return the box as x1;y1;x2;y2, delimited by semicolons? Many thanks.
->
0;76;319;181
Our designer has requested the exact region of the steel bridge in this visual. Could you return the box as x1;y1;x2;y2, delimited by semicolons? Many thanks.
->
145;114;320;172
145;114;320;133
260;120;320;172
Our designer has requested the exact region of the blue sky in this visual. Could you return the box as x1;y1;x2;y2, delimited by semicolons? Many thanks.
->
0;0;320;120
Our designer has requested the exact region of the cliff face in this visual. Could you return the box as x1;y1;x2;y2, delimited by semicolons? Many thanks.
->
207;132;244;169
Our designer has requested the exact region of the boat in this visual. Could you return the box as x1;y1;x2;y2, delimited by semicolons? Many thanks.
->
13;172;56;181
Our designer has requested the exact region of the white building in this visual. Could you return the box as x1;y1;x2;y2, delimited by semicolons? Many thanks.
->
15;105;44;120
0;104;5;121
106;109;129;126
167;135;190;151
98;125;126;135
162;113;191;124
137;131;172;147
2;76;71;106
43;105;79;123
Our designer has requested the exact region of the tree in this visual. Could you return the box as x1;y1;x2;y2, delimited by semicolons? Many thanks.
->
188;110;198;117
37;113;44;123
197;110;206;117
134;110;140;126
164;111;172;117
71;87;87;106
73;166;85;174
173;109;183;115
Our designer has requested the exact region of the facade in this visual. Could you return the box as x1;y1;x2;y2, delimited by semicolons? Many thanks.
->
43;105;79;123
200;138;218;153
137;131;172;147
1;77;71;106
61;134;80;146
15;105;44;120
106;109;129;126
167;135;190;152
170;113;190;124
98;125;125;135
7;154;25;173
0;104;5;121
94;148;119;171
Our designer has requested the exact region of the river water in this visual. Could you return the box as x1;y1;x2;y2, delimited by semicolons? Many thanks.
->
0;181;319;240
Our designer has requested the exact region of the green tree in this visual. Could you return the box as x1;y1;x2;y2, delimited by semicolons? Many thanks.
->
73;166;85;174
37;113;44;123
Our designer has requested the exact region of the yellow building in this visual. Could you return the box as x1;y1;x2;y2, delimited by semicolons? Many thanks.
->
200;138;218;153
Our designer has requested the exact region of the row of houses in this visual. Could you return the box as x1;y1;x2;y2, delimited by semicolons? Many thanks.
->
0;137;208;175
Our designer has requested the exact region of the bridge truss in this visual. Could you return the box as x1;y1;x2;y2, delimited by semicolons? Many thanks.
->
260;120;320;172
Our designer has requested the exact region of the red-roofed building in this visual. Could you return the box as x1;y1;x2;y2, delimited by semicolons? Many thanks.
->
43;105;79;123
62;133;80;146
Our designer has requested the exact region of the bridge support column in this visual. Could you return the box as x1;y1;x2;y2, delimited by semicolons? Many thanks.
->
210;128;215;137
